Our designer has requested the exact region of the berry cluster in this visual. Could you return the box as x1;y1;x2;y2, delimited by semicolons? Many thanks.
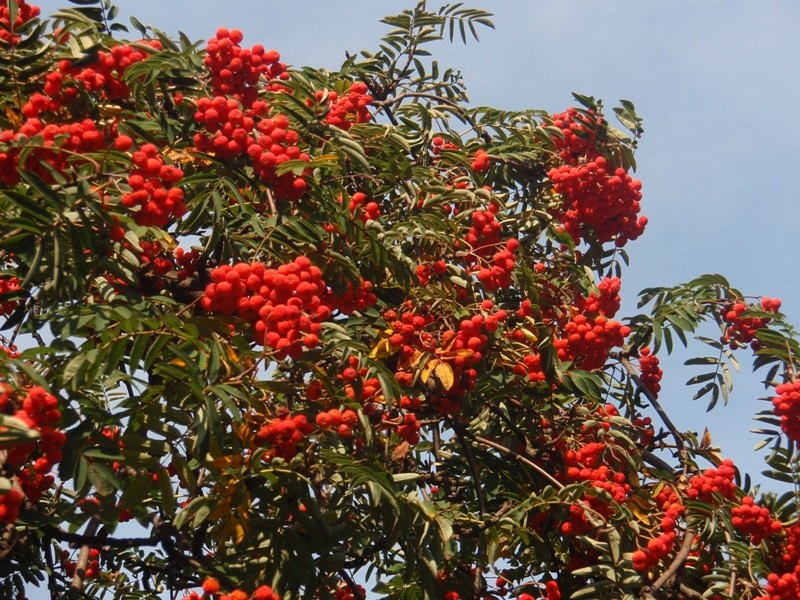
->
722;297;781;350
431;135;459;155
315;407;358;440
120;143;186;227
518;581;561;600
686;459;737;503
327;278;377;316
0;0;40;44
546;106;647;247
0;483;24;523
477;238;518;291
0;117;107;185
62;548;101;579
564;441;631;503
0;275;21;315
315;82;373;130
201;258;329;359
249;114;310;200
771;381;800;442
470;149;490;172
416;259;447;286
632;486;685;572
631;532;678;572
732;495;782;545
548;157;646;246
554;313;630;370
183;579;282;600
193;95;265;160
347;191;381;222
758;572;800;600
333;583;367;600
44;42;162;104
6;386;65;473
465;206;502;258
204;28;287;107
0;384;65;520
576;276;622;318
255;412;314;461
549;108;605;162
638;347;662;398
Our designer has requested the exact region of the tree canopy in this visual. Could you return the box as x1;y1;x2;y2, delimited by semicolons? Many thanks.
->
0;1;799;599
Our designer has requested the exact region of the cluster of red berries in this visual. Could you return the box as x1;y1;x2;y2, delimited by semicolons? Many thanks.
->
476;238;518;291
0;0;40;44
193;95;266;159
546;107;647;247
174;247;201;281
518;581;561;600
549;108;605;162
204;28;287;107
722;297;781;350
576;276;622;318
201;258;329;359
326;278;377;316
0;482;24;523
138;240;175;276
333;583;367;600
0;275;21;315
183;578;282;600
754;523;800;599
0;117;107;185
384;307;436;361
44;42;162;103
554;313;630;371
631;531;678;572
315;407;358;440
431;135;459;155
255;412;314;461
62;548;101;579
731;495;782;545
416;259;447;286
686;459;737;503
564;441;631;503
470;149;490;172
771;381;800;442
464;207;502;258
757;572;800;600
346;191;381;222
5;385;65;474
559;502;596;536
510;352;546;383
249;114;310;200
192;98;309;200
315;82;373;130
638;347;662;398
120;143;186;227
0;383;65;521
630;484;685;572
548;157;646;246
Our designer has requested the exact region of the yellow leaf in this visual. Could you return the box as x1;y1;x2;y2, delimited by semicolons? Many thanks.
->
421;359;455;392
433;361;455;391
409;350;425;368
420;359;438;384
391;440;410;461
700;427;712;448
369;338;394;359
437;349;475;361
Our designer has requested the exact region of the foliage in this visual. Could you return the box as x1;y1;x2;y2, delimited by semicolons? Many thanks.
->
0;1;798;599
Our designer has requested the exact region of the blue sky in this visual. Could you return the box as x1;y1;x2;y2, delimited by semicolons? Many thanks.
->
25;0;800;597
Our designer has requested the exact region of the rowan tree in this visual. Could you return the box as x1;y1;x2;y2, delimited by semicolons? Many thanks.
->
0;1;799;599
